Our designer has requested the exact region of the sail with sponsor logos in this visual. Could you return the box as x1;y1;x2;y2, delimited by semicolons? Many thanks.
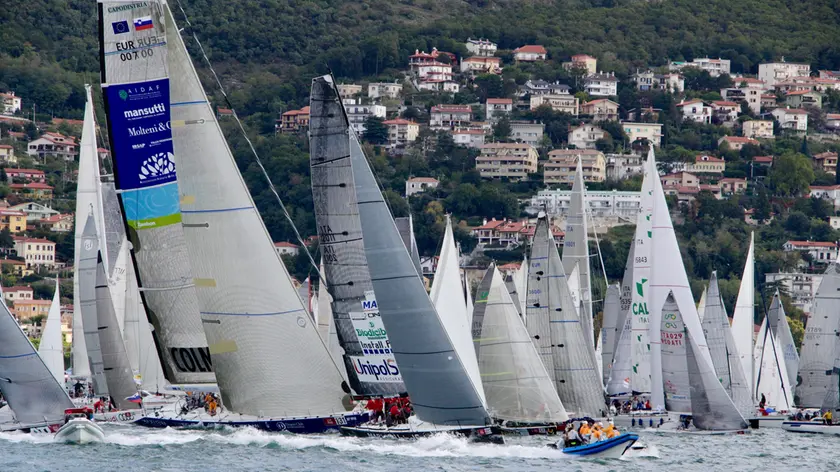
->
472;265;568;423
98;0;215;385
753;294;792;411
731;232;755;398
660;293;692;413
798;263;840;408
0;292;74;428
38;279;65;386
309;78;407;397
79;213;109;395
95;252;141;411
526;214;604;416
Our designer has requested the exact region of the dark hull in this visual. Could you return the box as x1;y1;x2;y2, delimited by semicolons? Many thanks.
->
135;412;369;433
500;424;559;436
340;424;504;444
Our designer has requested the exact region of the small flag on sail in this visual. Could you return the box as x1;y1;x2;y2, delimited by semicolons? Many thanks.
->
133;16;154;31
125;393;143;404
112;20;130;35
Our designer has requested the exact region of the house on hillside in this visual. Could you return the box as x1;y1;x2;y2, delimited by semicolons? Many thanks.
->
544;149;606;184
568;124;607;150
721;78;766;114
0;145;16;164
476;143;538;180
486;98;513;123
513;45;547;62
337;84;363;98
521;80;571;97
0;210;27;234
580;99;619;121
4;168;45;183
742;120;774;139
368;82;402;100
783;240;838;262
452;129;486;148
711;101;740;123
509;121;545;147
786;90;823;109
405;177;440;197
465;38;497;57
669;57;731;77
276;106;310;133
759;61;811;87
382;119;419;148
343;99;387;134
0;92;22;114
720;178;748;194
529;94;578;115
461;56;502;75
718;136;759;151
689;154;726;174
9;182;53;200
621;122;663;147
273;242;299;257
563;54;597;75
771;107;808;131
814;151;838;175
8;202;59;221
429;105;472;130
27;132;77;161
36;213;73;232
584;73;618;97
13;236;56;269
677;99;712;124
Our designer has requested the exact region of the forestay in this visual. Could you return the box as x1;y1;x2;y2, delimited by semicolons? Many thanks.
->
95;253;140;411
309;78;406;396
38;279;65;385
166;16;346;415
0;301;74;426
473;266;568;423
98;0;215;385
351;95;489;424
686;327;749;431
660;293;691;413
80;213;109;395
798;263;840;407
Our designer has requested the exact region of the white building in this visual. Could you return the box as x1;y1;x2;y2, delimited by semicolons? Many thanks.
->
605;154;645;181
669;57;731;77
758;61;811;87
337;84;363;98
513;45;547;62
460;56;502;75
417;80;460;93
382;119;420;148
765;272;822;314
8;202;59;222
521;80;571;96
621;122;663;147
430;105;472;129
772;107;809;131
721;78;766;114
509;121;545;147
274;242;300;257
742;120;775;139
13;236;56;269
486;98;513;123
529;94;578;115
343;99;387;134
676;99;713;124
809;184;840;209
405;177;440;197
452;129;486;148
584;72;618;97
568;124;607;150
27;132;77;161
368;82;402;100
0;92;22;115
527;189;642;219
783;240;838;262
465;38;497;57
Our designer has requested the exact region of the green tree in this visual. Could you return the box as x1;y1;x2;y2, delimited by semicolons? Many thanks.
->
492;116;511;141
0;228;13;249
362;116;388;145
767;152;814;197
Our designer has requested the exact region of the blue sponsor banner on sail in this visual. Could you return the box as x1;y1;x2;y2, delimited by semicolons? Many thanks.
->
106;78;181;229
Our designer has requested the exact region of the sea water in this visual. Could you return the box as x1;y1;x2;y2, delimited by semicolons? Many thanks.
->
0;425;834;471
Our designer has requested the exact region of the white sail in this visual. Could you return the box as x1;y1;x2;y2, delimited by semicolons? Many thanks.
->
38;279;65;385
628;150;655;394
697;286;707;323
601;284;620;387
166;7;346;415
516;255;528;317
79;213;108;395
473;266;568;423
767;290;800;399
731;232;755;398
607;241;635;395
562;157;592;327
660;293;692;413
753;315;792;411
431;217;486;408
464;270;474;327
798;263;840;407
316;259;331;343
109;237;129;333
648;147;717;411
72;84;105;378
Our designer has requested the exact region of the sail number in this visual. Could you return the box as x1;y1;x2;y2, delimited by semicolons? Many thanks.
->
635;256;647;263
120;48;154;62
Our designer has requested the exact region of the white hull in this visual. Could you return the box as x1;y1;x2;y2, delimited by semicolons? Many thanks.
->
611;411;673;429
754;415;789;429
54;419;105;444
782;421;840;435
93;409;142;423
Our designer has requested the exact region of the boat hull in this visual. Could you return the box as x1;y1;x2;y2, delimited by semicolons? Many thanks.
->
135;411;369;433
499;424;559;436
340;422;504;444
611;412;672;429
94;409;142;424
555;433;639;458
753;415;788;429
54;419;105;444
782;421;840;435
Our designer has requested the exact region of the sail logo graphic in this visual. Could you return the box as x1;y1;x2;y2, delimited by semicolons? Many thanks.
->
138;152;175;183
123;102;166;120
112;21;130;35
107;2;148;13
351;356;401;382
632;278;649;316
361;299;377;311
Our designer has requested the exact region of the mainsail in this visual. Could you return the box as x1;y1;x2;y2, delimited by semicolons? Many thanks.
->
600;284;620;387
98;0;215;385
606;242;635;395
431;217;486;408
731;232;755;397
80;213;108;395
697;286;707;323
309;78;406;396
562;158;592;333
165;13;346;416
686;327;749;431
766;290;800;399
660;293;691;413
628;151;654;394
798;263;840;407
38;279;65;385
95;252;140;411
506;255;528;318
527;214;604;416
72;84;105;378
754;295;792;410
349;86;489;424
473;265;568;423
0;300;73;426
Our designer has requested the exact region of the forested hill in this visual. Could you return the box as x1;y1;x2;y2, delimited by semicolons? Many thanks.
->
2;0;840;119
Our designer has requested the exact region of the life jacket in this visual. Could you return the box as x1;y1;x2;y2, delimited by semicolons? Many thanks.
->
580;424;591;435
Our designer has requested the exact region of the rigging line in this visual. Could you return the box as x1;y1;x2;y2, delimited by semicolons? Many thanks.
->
172;0;325;286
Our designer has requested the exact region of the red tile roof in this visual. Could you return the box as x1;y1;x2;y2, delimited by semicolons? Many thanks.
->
696;154;725;162
5;285;32;292
753;156;774;163
514;45;547;54
12;236;55;244
430;105;471;114
720;136;759;144
677;99;705;107
786;90;815;96
814;151;838;161
10;182;53;190
786;240;838;248
498;262;522;271
274;242;299;248
712;100;739;107
382;119;418;125
486;98;512;105
407;177;439;183
776;108;808;115
4;168;44;175
473;219;506;231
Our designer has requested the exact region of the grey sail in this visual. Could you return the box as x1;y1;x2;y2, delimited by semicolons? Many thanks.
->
309;77;406;396
606;227;635;395
660;293;691;413
766;290;800;399
95;252;140;411
395;216;422;277
349;83;489;424
798;264;840;407
99;0;215;385
601;284;621;387
615;242;635;355
80;212;108;395
528;215;604;416
686;328;749;430
562;158;592;332
100;181;125;276
473;265;568;423
0;302;74;427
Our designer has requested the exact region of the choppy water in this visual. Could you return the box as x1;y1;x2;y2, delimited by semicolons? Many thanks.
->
0;425;834;471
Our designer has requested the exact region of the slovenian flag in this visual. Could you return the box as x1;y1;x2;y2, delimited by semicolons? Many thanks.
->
125;393;143;404
133;16;154;31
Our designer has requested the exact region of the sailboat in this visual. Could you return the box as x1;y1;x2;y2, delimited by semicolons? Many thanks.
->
107;2;365;432
309;77;498;441
472;264;568;434
526;213;605;417
731;232;756;399
0;286;74;433
562;158;593;337
753;293;793;413
38;279;65;386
